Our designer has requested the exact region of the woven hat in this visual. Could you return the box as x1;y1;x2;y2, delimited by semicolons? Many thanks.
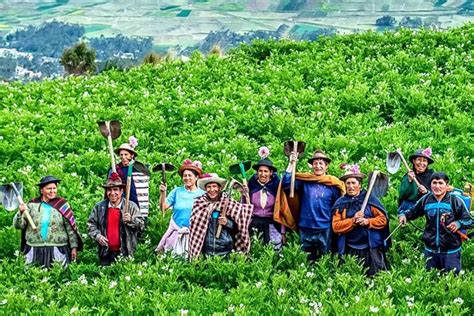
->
197;173;227;190
307;150;331;164
102;172;125;189
339;163;366;181
252;146;277;172
37;175;61;188
178;159;203;177
409;147;434;165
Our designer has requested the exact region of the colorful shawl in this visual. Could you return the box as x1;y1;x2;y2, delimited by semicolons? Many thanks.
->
248;172;280;196
188;194;254;259
22;197;83;251
274;173;346;231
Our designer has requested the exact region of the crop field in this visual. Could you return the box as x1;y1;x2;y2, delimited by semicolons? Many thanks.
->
0;24;473;314
0;0;473;47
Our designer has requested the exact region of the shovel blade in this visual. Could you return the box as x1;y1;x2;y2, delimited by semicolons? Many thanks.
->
229;161;251;175
386;152;401;174
368;172;389;198
0;182;23;211
152;163;175;172
97;120;121;139
284;140;306;157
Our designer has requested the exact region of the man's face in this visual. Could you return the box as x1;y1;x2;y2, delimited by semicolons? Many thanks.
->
257;166;271;184
205;183;221;201
40;183;57;201
312;159;328;176
119;150;133;166
345;178;361;197
413;157;428;174
431;178;448;198
107;187;123;204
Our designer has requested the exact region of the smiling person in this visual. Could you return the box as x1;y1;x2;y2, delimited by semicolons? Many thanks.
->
399;172;473;274
156;160;205;256
111;136;151;223
87;172;144;266
188;173;254;259
332;164;390;276
398;147;435;213
246;147;284;249
13;176;83;268
276;149;345;262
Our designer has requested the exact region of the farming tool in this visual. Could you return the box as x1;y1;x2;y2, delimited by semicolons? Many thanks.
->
153;162;176;212
124;160;135;215
216;179;244;238
386;149;422;188
0;182;37;230
97;120;121;173
229;161;252;203
283;140;306;198
360;170;389;213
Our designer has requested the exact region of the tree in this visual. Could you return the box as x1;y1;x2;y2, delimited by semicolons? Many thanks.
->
60;42;96;75
376;15;396;27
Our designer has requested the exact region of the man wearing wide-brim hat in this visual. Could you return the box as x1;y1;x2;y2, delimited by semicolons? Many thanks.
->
188;173;254;259
275;149;345;262
87;172;145;266
111;136;151;222
332;164;390;276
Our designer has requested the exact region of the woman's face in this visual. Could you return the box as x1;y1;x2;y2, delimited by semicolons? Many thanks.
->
40;183;57;202
119;150;133;166
182;170;198;188
257;166;272;184
413;157;428;174
345;178;361;197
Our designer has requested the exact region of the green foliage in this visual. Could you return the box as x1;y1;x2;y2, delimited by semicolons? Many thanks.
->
60;42;97;75
0;24;473;314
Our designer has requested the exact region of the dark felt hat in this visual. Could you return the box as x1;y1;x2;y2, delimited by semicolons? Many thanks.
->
409;148;434;165
102;172;125;189
307;150;331;164
37;175;61;187
252;158;277;172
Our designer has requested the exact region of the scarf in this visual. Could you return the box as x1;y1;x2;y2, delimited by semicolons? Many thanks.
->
247;172;280;196
413;168;434;189
188;193;254;259
274;173;346;231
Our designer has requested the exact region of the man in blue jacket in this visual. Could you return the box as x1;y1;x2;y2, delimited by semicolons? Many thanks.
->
399;172;472;274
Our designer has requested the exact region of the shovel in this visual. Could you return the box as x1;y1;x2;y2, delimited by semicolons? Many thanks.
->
98;120;121;173
0;182;37;230
152;163;176;185
360;171;389;213
215;178;242;238
387;149;422;187
284;140;306;198
124;160;134;215
229;161;251;203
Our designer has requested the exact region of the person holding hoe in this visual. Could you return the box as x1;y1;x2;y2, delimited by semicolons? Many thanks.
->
398;172;472;274
332;164;390;276
156;159;205;256
398;147;435;213
111;136;151;222
87;172;144;266
13;175;83;268
188;173;254;259
246;146;284;250
276;149;345;262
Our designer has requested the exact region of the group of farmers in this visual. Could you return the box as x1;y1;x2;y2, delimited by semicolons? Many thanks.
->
13;138;473;275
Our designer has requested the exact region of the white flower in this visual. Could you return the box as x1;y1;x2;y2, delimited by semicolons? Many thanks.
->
0;299;7;305
405;277;412;284
306;272;314;278
355;296;360;303
109;281;117;289
369;306;379;313
138;270;143;276
70;306;79;314
344;303;349;308
79;274;87;285
31;295;37;301
300;297;308;304
41;277;49;283
255;281;262;288
227;304;235;312
277;288;286;296
239;304;245;309
125;276;131;282
179;309;189;315
453;297;464;305
386;285;392;294
326;288;332;293
14;250;19;257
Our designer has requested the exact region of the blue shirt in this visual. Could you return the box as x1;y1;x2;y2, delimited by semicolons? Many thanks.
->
167;186;205;227
282;171;341;230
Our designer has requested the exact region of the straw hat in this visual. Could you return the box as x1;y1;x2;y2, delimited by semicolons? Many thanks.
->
307;150;331;164
197;173;227;190
178;159;203;177
339;163;365;181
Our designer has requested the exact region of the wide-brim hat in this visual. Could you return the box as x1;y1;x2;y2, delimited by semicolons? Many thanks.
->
340;173;366;182
409;149;434;165
252;158;277;172
197;173;227;190
178;160;203;177
308;150;331;164
102;172;126;189
37;175;61;187
114;143;137;157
